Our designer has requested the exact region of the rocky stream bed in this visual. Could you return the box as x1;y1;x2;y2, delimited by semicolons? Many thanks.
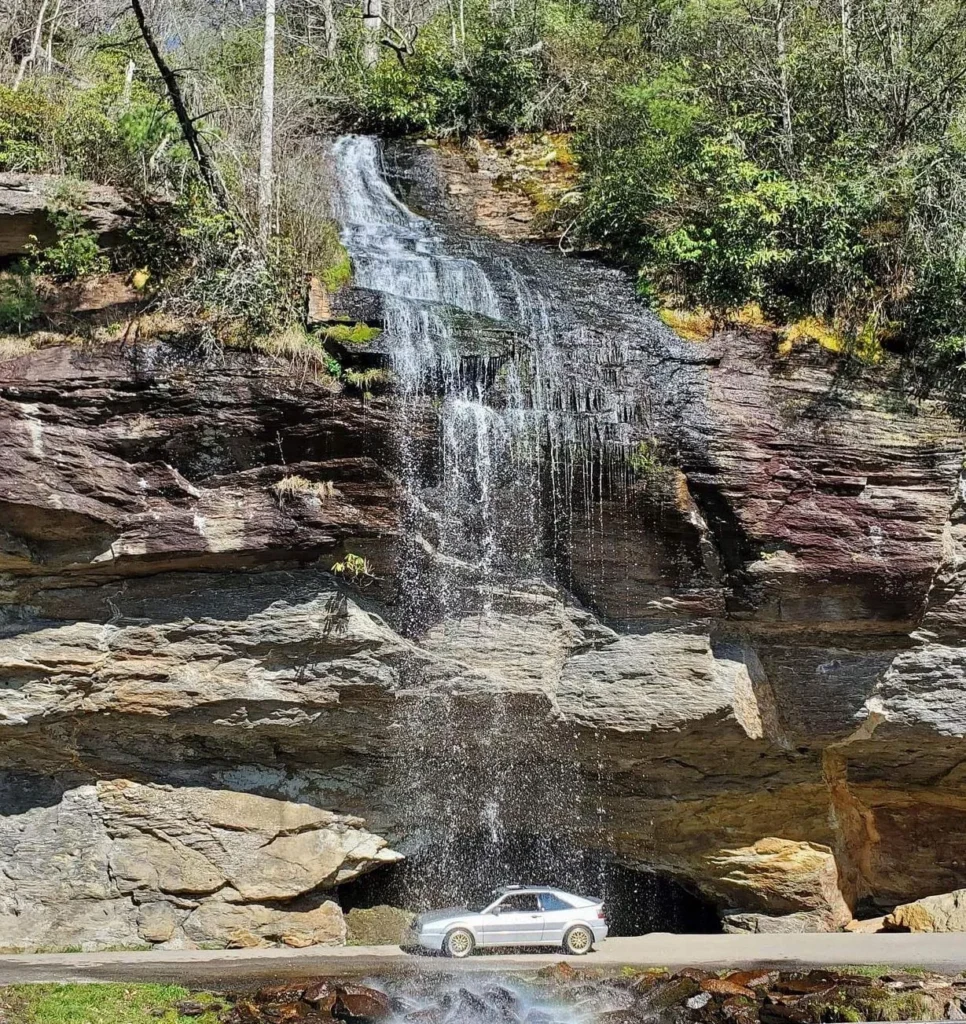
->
219;965;966;1024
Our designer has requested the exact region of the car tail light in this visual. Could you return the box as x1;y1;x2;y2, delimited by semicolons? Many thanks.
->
596;907;606;920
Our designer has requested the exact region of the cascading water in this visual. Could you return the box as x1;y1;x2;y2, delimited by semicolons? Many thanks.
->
329;135;698;910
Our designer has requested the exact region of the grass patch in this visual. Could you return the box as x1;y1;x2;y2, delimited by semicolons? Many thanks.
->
316;224;353;293
837;965;929;979
271;475;341;503
658;306;715;342
0;984;225;1024
321;323;381;347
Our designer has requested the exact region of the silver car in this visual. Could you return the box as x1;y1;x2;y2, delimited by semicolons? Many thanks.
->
409;885;608;958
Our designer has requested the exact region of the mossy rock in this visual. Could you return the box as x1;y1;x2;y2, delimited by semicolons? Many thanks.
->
323;322;382;347
345;905;414;946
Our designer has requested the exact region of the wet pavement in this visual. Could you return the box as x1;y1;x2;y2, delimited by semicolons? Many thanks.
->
1;935;966;988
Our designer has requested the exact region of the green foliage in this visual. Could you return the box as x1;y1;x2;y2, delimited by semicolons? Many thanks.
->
344;367;392;397
0;87;57;170
160;198;307;343
29;208;109;282
0;264;40;334
358;16;547;137
332;551;374;580
628;439;662;477
323;323;382;346
0;49;188;187
318;226;353;292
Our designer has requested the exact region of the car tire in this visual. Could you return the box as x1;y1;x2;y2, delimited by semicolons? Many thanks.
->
443;927;475;958
562;925;594;955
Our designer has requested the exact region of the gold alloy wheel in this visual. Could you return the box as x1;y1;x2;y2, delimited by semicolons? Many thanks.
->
564;926;593;955
444;928;475;958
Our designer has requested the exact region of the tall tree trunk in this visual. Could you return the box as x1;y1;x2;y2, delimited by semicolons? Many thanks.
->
130;0;228;208
13;0;51;90
121;58;136;109
43;0;61;72
258;0;276;246
776;0;795;166
362;0;382;67
840;0;852;126
322;0;337;58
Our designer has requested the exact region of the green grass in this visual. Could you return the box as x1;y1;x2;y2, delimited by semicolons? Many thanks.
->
840;965;928;978
322;322;382;346
0;984;225;1024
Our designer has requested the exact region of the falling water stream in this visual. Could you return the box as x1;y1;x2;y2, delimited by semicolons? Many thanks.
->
329;135;698;910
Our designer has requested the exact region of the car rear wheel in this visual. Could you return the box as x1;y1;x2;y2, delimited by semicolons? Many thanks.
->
443;927;475;958
563;925;594;955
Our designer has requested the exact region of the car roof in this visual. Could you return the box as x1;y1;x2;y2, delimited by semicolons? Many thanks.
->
493;886;598;905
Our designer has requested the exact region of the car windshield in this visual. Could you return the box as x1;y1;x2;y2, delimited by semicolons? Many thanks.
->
466;889;506;913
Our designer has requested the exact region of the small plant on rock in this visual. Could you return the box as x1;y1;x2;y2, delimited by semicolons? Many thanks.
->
0;264;40;334
28;182;110;281
628;439;662;477
331;552;375;582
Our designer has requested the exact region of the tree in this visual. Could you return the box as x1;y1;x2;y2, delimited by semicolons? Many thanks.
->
362;0;382;66
12;0;51;90
258;0;276;245
130;0;228;207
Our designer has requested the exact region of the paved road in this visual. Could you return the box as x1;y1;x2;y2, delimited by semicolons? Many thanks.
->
1;935;965;988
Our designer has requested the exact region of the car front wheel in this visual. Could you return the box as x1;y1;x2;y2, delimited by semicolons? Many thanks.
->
562;925;594;955
443;927;476;958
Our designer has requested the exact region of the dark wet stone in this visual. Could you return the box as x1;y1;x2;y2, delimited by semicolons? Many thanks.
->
639;977;703;1012
725;971;777;990
402;1011;444;1024
333;985;392;1023
702;980;756;1000
771;973;839;997
174;1001;209;1017
257;985;308;1005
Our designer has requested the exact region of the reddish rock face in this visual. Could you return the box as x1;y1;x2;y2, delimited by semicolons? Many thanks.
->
690;329;961;636
0;340;400;591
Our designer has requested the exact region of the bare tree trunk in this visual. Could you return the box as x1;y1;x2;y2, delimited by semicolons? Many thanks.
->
840;0;852;125
322;0;337;58
43;0;61;72
258;0;276;246
13;0;51;90
121;58;136;109
130;0;228;208
362;0;382;67
775;0;795;166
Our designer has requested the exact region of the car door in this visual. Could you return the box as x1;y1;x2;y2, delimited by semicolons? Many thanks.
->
537;891;576;945
482;893;545;945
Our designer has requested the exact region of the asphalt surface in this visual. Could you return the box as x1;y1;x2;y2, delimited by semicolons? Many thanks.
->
1;935;965;988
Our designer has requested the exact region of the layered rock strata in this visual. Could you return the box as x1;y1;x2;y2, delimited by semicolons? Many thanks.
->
0;145;964;947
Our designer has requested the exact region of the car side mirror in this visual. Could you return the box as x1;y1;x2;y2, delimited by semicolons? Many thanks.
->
490;906;501;915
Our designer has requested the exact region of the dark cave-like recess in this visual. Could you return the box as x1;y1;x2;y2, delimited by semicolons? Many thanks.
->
337;831;722;935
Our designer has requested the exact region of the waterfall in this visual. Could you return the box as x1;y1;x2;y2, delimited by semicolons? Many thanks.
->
329;135;679;907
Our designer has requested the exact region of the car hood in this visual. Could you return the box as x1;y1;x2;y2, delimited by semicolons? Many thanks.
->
415;907;470;926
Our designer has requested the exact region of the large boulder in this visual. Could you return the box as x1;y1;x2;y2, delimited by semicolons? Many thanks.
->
0;781;397;951
710;838;852;930
884;889;966;932
0;174;134;257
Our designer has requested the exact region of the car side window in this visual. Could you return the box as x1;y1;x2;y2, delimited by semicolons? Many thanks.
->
498;894;540;912
539;893;574;912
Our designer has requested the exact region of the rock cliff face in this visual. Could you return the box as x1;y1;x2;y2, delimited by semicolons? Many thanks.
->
0;139;963;949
